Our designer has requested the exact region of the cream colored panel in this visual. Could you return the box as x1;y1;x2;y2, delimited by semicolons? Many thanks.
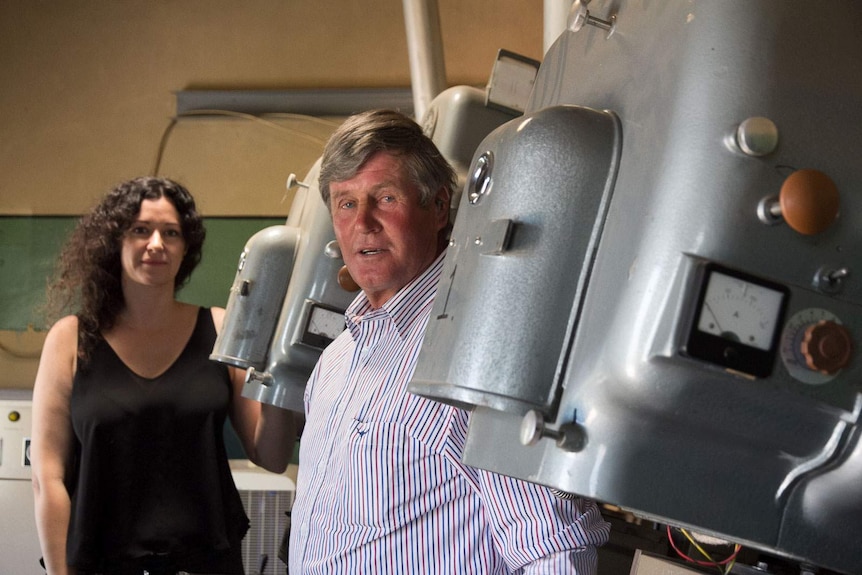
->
0;329;44;390
157;114;339;217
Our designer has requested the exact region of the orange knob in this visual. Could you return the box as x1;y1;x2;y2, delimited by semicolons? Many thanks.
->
779;169;839;235
337;265;360;292
801;320;852;374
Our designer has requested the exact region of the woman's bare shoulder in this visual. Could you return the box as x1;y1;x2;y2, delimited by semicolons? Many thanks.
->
46;315;79;342
34;315;79;392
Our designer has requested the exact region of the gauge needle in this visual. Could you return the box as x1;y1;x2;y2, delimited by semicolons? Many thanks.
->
704;301;723;332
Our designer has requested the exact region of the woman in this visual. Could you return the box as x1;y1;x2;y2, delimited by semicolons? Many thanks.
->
30;177;296;575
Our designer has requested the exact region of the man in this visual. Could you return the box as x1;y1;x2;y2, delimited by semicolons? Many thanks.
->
289;109;609;573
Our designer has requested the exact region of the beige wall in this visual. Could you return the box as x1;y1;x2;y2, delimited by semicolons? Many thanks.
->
0;1;544;389
0;0;543;215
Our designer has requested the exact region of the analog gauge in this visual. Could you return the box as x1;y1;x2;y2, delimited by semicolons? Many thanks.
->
684;264;789;378
301;303;346;349
696;270;785;350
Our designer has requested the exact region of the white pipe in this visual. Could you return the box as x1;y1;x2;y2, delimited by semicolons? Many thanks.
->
544;0;571;54
402;0;447;122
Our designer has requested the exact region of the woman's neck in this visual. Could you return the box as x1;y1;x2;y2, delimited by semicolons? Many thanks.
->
117;283;183;331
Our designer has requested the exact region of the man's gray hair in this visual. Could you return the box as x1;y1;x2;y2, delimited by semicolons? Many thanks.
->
318;109;456;210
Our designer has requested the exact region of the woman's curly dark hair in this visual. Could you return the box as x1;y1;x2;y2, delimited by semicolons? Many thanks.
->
44;177;205;365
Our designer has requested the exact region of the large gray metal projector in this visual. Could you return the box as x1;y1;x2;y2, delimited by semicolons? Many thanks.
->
409;2;862;573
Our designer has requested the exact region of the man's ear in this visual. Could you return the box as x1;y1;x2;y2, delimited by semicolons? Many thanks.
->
434;188;450;211
434;189;450;228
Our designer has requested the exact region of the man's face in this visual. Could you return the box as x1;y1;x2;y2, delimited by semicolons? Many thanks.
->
329;151;449;308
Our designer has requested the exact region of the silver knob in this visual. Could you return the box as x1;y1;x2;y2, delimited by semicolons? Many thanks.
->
568;0;617;38
286;173;310;190
324;240;343;259
245;367;274;387
520;409;587;452
735;117;779;157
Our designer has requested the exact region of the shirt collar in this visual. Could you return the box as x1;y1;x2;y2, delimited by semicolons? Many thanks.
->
346;251;446;340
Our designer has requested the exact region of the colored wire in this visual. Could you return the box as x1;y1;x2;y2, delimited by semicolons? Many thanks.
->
666;525;742;574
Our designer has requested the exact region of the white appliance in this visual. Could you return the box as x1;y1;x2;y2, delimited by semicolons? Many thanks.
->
0;389;42;574
230;460;295;575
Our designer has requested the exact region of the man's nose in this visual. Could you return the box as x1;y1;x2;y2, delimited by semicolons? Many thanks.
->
355;201;380;231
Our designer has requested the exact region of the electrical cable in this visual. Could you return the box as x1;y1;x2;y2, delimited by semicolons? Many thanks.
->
151;109;340;176
666;525;742;575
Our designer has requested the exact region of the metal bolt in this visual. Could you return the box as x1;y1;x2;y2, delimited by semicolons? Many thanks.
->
757;195;783;226
568;0;617;38
245;367;274;387
286;173;310;190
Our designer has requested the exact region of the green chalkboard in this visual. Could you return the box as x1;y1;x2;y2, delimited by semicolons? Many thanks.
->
0;216;284;331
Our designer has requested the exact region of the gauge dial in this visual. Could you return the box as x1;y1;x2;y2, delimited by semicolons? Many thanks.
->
696;270;785;351
308;305;345;340
301;303;346;349
684;264;789;378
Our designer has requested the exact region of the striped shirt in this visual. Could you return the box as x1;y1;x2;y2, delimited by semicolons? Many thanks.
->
289;253;609;574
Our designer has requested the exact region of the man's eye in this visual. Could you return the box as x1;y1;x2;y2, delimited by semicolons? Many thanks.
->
381;195;395;203
340;200;355;209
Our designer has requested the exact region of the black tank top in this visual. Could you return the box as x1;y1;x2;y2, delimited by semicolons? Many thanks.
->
67;307;249;572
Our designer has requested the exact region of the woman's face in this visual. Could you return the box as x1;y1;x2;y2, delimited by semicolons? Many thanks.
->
120;196;186;290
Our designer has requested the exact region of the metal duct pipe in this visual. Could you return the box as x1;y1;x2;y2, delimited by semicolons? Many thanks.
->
543;0;571;54
402;0;447;122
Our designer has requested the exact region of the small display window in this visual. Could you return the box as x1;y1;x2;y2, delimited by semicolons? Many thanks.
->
300;303;346;350
684;263;789;378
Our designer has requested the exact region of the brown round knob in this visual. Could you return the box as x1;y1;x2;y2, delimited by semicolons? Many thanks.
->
337;265;360;292
801;320;852;374
779;169;839;235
